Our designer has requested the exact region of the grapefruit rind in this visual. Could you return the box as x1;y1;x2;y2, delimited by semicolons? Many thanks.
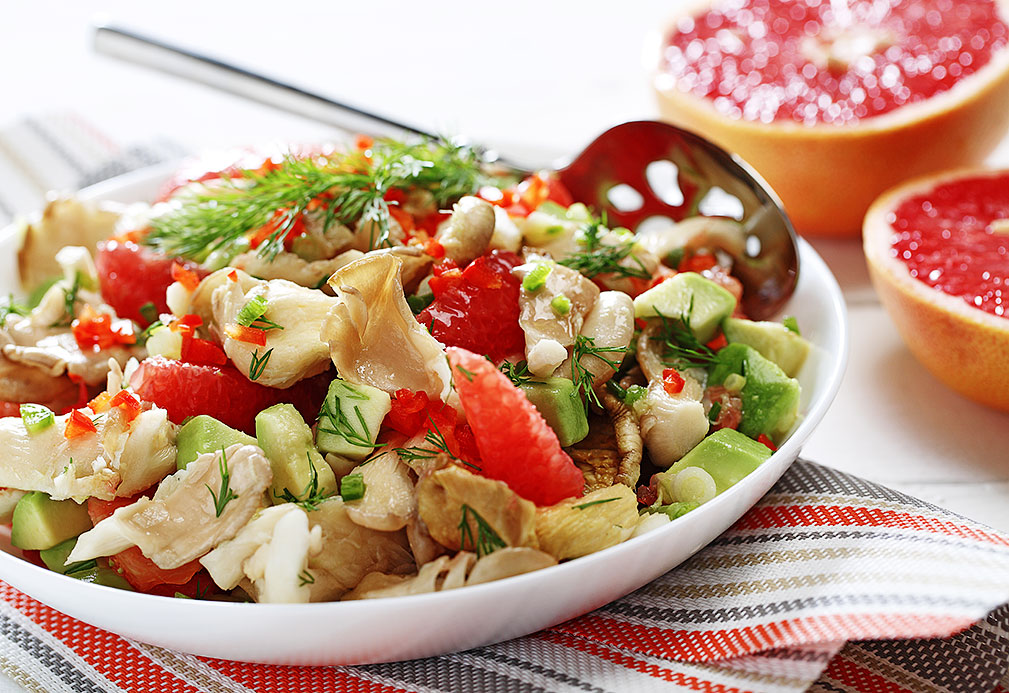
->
653;2;1009;238
863;168;1009;412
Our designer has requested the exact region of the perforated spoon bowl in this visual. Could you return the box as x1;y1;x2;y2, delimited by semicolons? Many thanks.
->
93;25;799;319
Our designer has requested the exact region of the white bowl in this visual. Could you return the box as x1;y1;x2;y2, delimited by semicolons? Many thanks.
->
0;166;848;665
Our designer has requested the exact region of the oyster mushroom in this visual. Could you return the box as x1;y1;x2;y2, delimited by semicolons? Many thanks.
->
230;248;363;289
323;254;451;398
200;504;323;604
535;484;639;560
67;443;272;569
304;498;414;601
435;196;495;265
343;449;416;532
0;404;175;501
343;552;476;599
465;547;558;586
566;386;643;491
416;462;538;552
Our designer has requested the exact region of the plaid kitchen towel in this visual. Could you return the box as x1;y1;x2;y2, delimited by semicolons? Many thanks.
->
0;459;1006;693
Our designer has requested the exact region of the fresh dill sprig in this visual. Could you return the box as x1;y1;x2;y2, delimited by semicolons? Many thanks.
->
651;303;717;370
249;348;274;381
206;447;239;517
558;216;650;280
51;272;82;328
499;360;533;387
394;415;481;471
273;453;334;511
0;294;28;326
458;504;506;558
144;138;497;261
316;383;379;450
574;497;619;510
570;335;627;412
298;569;315;587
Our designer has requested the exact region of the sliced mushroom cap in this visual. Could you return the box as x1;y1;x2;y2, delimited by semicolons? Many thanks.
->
0;405;175;501
17;197;121;292
465;547;557;586
435;196;495;265
566;386;643;491
534;484;639;560
342;552;476;600
68;443;272;569
231;248;363;289
344;449;416;532
305;497;414;601
416;462;538;552
367;245;434;295
0;352;80;412
323;254;450;398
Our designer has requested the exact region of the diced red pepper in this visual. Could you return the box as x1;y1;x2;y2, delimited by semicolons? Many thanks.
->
182;337;228;366
224;324;267;347
88;392;112;413
227;269;239;282
705;332;728;351
388;205;415;235
248;207;306;251
169;314;203;334
355;134;374;151
662;368;686;395
109;390;142;423
423;237;445;259
515;172;574;213
757;434;777;451
679;252;718;273
71;305;136;352
170;261;201;291
65;409;97;439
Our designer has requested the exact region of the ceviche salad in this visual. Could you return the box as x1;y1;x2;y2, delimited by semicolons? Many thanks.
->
0;137;810;603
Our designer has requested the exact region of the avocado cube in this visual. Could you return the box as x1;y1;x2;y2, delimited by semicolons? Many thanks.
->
39;537;134;590
176;415;257;470
663;428;772;495
11;492;93;551
708;342;748;386
723;317;811;377
707;343;801;441
633;272;736;342
519;377;589;447
256;403;338;504
315;378;391;461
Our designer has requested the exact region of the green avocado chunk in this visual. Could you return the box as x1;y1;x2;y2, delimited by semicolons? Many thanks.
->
38;537;133;590
10;492;93;551
256;403;338;505
633;272;737;342
722;317;811;377
708;343;801;441
315;378;391;461
176;415;257;470
519;377;589;447
663;428;772;495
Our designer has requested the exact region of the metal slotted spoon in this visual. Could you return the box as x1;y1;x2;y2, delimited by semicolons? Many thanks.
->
93;25;799;319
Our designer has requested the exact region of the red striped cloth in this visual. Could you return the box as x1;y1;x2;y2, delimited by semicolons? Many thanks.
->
0;460;1006;692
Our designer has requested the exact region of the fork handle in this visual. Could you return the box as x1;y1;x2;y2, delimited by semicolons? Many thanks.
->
93;24;437;141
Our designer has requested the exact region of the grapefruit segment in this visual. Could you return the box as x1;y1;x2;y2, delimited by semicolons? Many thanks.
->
863;167;1009;412
446;347;584;506
654;0;1009;237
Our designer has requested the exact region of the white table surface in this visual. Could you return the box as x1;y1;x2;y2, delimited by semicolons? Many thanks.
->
2;1;1009;688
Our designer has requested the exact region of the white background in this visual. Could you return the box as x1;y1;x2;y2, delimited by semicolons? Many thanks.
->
1;1;1009;688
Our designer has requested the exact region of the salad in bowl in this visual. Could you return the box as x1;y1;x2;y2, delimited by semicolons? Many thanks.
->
0;136;812;606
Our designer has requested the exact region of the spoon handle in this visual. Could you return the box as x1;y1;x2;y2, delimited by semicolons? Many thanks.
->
92;24;437;141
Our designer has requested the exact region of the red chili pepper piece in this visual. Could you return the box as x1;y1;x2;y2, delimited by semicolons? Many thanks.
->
757;434;777;451
705;332;728;351
71;305;136;352
65;409;97;439
225;324;267;347
170;262;201;291
662;368;686;395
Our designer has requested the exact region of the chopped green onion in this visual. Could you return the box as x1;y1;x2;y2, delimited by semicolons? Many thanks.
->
708;402;722;422
138;302;159;325
20;404;54;434
783;316;800;335
340;473;366;501
723;373;746;394
664;248;685;269
624;384;648;407
550;294;571;315
521;263;552;292
643;501;698;520
574;497;618;510
236;295;269;327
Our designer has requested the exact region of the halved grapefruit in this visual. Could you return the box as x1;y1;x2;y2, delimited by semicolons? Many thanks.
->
863;167;1009;411
654;0;1009;237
